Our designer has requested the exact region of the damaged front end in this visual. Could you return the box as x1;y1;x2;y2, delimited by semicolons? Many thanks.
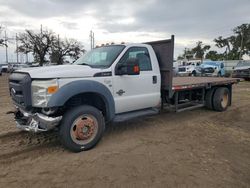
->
9;72;62;132
14;108;62;132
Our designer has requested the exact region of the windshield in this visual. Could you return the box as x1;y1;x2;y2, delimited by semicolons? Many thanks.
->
236;62;250;67
74;45;125;68
203;62;220;66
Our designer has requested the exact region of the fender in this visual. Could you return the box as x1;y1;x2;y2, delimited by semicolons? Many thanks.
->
47;80;115;121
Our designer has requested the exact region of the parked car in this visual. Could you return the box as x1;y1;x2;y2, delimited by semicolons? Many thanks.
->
9;36;239;152
197;61;225;77
232;61;250;81
1;64;9;73
0;65;2;76
9;64;30;73
178;61;201;76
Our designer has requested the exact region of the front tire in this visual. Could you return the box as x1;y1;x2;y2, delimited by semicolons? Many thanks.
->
59;105;105;152
192;71;197;77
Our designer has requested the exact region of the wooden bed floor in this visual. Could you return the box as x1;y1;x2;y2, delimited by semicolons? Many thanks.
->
172;77;239;87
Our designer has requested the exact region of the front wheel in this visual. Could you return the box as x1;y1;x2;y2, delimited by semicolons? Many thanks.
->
217;72;222;77
59;105;105;152
192;71;197;77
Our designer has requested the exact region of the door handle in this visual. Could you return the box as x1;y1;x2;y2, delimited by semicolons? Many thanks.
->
152;76;157;84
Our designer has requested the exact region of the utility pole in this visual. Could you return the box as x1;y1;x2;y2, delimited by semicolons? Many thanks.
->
239;32;244;60
90;30;92;49
26;53;29;63
93;32;95;49
40;24;43;34
4;30;8;64
89;30;95;49
58;34;60;48
16;33;19;63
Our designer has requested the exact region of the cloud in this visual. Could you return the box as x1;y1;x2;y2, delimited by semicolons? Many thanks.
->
0;0;250;60
60;21;78;30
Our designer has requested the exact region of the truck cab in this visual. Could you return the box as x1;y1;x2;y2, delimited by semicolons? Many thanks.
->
9;42;164;152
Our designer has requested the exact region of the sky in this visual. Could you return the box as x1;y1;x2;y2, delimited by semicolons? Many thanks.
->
0;0;250;63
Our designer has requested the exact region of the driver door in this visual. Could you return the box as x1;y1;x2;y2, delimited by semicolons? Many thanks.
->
112;46;160;114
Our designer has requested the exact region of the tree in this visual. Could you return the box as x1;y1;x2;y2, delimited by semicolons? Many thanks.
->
214;23;250;60
50;37;85;64
17;33;33;62
177;48;194;61
0;26;7;47
205;50;224;61
18;29;55;66
191;41;210;61
68;39;86;62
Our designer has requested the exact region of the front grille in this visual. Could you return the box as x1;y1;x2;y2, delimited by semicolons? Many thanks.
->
178;67;186;72
202;67;214;73
9;73;32;109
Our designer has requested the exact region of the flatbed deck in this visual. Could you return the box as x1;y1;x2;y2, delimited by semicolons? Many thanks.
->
172;77;239;91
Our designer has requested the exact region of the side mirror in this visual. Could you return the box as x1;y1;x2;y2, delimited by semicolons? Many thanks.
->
116;58;140;75
232;66;235;70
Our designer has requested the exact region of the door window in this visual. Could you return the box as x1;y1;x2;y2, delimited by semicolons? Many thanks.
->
118;47;152;71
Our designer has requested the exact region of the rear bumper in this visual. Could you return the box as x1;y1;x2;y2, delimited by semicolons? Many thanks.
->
14;107;62;132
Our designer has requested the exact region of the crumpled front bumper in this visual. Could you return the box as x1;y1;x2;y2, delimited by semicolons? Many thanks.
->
14;108;62;132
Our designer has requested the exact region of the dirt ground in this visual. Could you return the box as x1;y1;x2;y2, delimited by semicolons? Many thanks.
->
0;74;250;188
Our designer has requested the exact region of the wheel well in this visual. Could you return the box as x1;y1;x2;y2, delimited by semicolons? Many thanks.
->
64;92;107;119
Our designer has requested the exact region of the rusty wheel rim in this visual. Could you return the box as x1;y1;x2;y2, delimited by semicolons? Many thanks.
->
221;92;229;108
70;114;98;145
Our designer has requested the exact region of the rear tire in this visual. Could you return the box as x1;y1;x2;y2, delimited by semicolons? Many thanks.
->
205;88;216;110
59;105;105;152
212;87;230;112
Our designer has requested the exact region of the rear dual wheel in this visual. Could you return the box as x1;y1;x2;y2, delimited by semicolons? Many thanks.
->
205;87;230;111
59;105;105;152
213;87;230;111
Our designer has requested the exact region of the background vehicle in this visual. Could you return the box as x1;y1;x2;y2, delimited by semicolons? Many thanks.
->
1;64;8;73
232;61;250;81
9;63;30;73
197;61;225;77
9;36;239;152
178;60;201;76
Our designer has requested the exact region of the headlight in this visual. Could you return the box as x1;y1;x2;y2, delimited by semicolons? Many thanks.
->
32;79;59;107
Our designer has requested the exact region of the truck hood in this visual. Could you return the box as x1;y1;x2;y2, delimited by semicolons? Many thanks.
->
16;65;102;79
200;64;218;69
179;65;194;68
234;66;250;70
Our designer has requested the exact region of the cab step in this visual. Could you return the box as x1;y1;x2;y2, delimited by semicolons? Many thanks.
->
113;108;159;122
